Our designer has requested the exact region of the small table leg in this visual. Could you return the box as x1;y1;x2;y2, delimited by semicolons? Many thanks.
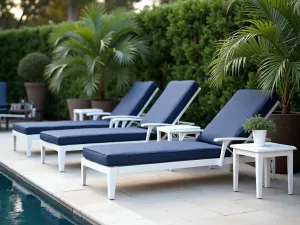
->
157;131;161;142
79;113;84;121
5;118;9;131
73;112;77;121
256;155;264;199
287;152;293;195
233;151;239;192
264;158;271;188
167;133;172;141
271;157;276;179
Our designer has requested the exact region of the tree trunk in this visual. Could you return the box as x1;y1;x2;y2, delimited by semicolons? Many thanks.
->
282;71;290;114
98;78;105;101
67;0;78;21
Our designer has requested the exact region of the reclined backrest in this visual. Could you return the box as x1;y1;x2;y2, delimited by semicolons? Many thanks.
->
0;82;8;113
139;80;199;125
197;89;278;146
111;81;158;116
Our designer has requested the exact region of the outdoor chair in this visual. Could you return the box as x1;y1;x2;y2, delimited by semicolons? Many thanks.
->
81;89;279;199
40;80;200;172
12;81;159;156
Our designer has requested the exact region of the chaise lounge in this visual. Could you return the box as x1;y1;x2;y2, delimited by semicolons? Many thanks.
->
40;80;200;172
12;81;158;156
81;89;279;199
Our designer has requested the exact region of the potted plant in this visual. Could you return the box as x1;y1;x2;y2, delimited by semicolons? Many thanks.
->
243;115;276;147
45;4;149;117
209;0;300;173
18;52;51;120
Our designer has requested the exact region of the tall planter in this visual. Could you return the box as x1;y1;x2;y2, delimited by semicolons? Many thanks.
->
24;82;47;120
67;98;91;120
268;113;300;173
91;99;119;113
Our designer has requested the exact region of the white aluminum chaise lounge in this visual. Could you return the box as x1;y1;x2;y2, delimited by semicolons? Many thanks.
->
81;89;279;199
40;80;200;172
12;81;159;156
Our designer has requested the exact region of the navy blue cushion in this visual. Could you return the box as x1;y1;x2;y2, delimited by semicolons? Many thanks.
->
40;127;156;145
139;80;199;125
0;108;8;114
197;90;278;145
0;82;8;107
83;141;222;166
13;120;111;135
111;81;158;116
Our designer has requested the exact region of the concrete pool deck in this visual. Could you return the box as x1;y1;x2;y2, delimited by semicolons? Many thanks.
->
1;130;300;225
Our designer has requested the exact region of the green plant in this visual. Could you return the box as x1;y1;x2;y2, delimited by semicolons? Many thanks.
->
209;0;300;114
18;52;51;82
45;4;149;100
243;115;276;133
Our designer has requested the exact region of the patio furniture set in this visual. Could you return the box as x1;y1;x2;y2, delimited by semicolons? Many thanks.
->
6;80;296;200
0;82;36;130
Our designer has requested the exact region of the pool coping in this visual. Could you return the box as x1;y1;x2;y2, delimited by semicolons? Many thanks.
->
0;161;100;225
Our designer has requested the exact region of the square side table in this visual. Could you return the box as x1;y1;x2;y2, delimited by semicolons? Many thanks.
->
157;125;201;142
230;142;296;199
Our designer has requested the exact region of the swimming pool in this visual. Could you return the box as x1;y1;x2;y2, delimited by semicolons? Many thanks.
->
0;173;77;225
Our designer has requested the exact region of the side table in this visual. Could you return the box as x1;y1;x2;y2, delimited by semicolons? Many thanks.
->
73;109;103;121
231;142;296;199
157;125;201;142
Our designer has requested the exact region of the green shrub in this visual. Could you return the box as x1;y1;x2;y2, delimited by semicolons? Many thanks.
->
18;52;51;82
243;115;276;133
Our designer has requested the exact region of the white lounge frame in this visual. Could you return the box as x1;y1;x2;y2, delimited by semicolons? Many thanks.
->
12;87;159;157
40;88;201;172
81;101;279;200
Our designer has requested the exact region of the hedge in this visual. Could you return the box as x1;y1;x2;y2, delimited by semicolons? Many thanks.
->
0;0;289;125
0;25;84;119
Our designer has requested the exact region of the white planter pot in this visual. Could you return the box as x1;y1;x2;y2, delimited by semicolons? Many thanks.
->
252;130;267;147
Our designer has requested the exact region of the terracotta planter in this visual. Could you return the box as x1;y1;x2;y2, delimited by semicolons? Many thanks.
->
268;113;300;173
91;99;119;113
24;82;47;120
67;98;91;120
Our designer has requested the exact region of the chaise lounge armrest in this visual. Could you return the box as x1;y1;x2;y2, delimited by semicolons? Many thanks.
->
177;121;195;126
140;123;172;141
110;116;143;128
214;137;253;142
102;115;142;120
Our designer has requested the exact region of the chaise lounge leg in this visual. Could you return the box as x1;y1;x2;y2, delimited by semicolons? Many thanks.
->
107;168;117;200
41;146;46;164
13;135;16;151
81;159;87;186
26;138;32;157
58;150;66;172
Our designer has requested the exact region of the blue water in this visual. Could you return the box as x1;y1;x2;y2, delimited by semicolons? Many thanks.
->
0;173;75;225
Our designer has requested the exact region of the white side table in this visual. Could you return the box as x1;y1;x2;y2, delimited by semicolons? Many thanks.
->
73;109;103;121
231;142;296;199
157;125;201;142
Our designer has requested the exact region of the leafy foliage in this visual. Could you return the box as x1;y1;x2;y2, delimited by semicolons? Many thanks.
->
46;4;149;99
3;0;299;124
209;0;300;114
243;115;276;132
18;52;51;82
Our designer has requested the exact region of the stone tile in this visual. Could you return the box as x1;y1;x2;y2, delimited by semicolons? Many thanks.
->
202;201;258;216
110;219;158;225
227;210;281;224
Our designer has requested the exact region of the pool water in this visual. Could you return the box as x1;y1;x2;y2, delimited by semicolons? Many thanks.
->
0;173;75;225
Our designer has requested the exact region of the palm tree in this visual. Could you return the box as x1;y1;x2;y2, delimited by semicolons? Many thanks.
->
45;4;149;100
209;0;300;114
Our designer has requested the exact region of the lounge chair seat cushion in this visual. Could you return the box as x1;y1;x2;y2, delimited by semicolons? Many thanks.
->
40;127;156;145
83;141;222;166
0;108;8;114
13;120;110;135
